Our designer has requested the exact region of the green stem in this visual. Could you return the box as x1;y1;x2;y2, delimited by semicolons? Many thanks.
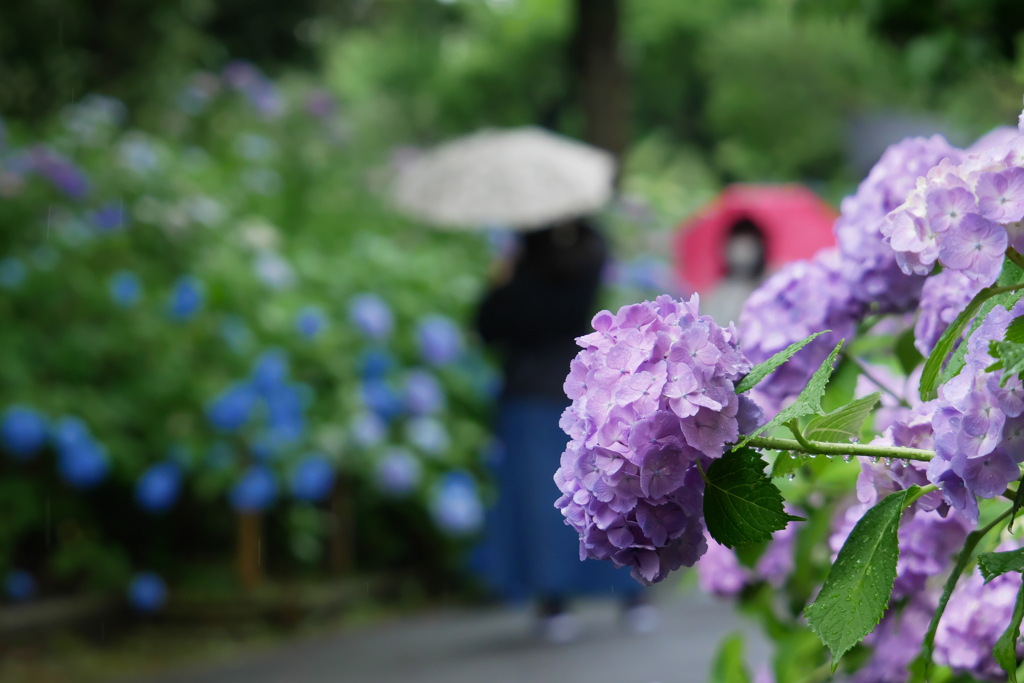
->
988;282;1024;298
905;484;938;507
920;505;1015;670
745;435;934;462
787;419;814;450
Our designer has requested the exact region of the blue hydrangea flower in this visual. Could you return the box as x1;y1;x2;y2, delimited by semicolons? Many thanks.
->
206;383;258;432
360;379;404;421
229;465;278;512
374;448;422;496
417;315;464;366
349;411;387;448
252;349;289;393
56;438;109;489
89;201;127;232
349;293;394;340
295;306;327;339
109;270;142;308
1;405;48;459
51;416;91;453
290;454;335;502
168;275;204;321
4;569;36;602
135;462;183;513
430;471;484;536
0;257;27;289
404;416;449;457
127;572;168;613
357;349;395;380
403;370;445;415
265;384;306;445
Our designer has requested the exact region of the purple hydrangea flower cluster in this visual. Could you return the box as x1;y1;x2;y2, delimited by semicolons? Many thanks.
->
739;250;855;414
853;596;935;683
221;61;284;119
914;269;984;356
554;294;763;585
28;145;91;199
836;135;964;313
882;118;1024;287
933;541;1024;681
740;136;965;413
697;534;748;597
696;505;801;597
924;302;1024;523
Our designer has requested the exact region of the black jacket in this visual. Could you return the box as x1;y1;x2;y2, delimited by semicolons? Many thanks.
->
475;221;607;401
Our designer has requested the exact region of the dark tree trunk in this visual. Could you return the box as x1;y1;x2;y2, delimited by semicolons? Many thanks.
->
329;476;355;576
237;512;263;590
572;0;631;170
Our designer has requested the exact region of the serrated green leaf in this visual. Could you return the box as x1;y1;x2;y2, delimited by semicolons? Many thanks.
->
736;341;844;448
921;289;995;401
805;488;911;670
935;256;1024;393
979;548;1024;583
735;331;827;394
703;448;804;548
1007;316;1024;344
709;632;752;683
995;581;1024;683
770;452;810;478
804;392;880;443
989;339;1024;386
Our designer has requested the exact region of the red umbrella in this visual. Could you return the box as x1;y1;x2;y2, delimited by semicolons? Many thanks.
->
674;184;838;292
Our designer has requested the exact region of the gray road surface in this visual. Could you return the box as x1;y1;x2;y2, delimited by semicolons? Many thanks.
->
121;591;769;683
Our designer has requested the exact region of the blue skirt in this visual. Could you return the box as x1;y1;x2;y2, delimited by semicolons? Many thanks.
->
472;397;640;602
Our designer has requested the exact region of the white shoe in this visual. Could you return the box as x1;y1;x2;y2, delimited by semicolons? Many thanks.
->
538;612;580;644
623;604;659;635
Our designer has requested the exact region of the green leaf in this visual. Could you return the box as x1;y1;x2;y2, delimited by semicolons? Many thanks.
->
805;488;911;670
1012;475;1024;531
735;331;827;394
920;288;995;401
995;581;1024;683
804;392;881;443
988;339;1024;386
736;340;843;448
979;548;1024;583
934;255;1024;394
1007;315;1024;344
770;452;811;478
703;448;804;548
709;632;752;683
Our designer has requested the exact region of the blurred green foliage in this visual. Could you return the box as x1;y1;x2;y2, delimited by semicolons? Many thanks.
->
0;72;499;597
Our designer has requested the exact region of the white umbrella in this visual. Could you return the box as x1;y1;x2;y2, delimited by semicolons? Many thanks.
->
391;127;616;230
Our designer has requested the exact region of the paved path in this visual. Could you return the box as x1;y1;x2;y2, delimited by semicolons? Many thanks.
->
122;591;769;683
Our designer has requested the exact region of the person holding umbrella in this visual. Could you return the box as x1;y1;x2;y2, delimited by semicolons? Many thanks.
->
392;128;652;642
